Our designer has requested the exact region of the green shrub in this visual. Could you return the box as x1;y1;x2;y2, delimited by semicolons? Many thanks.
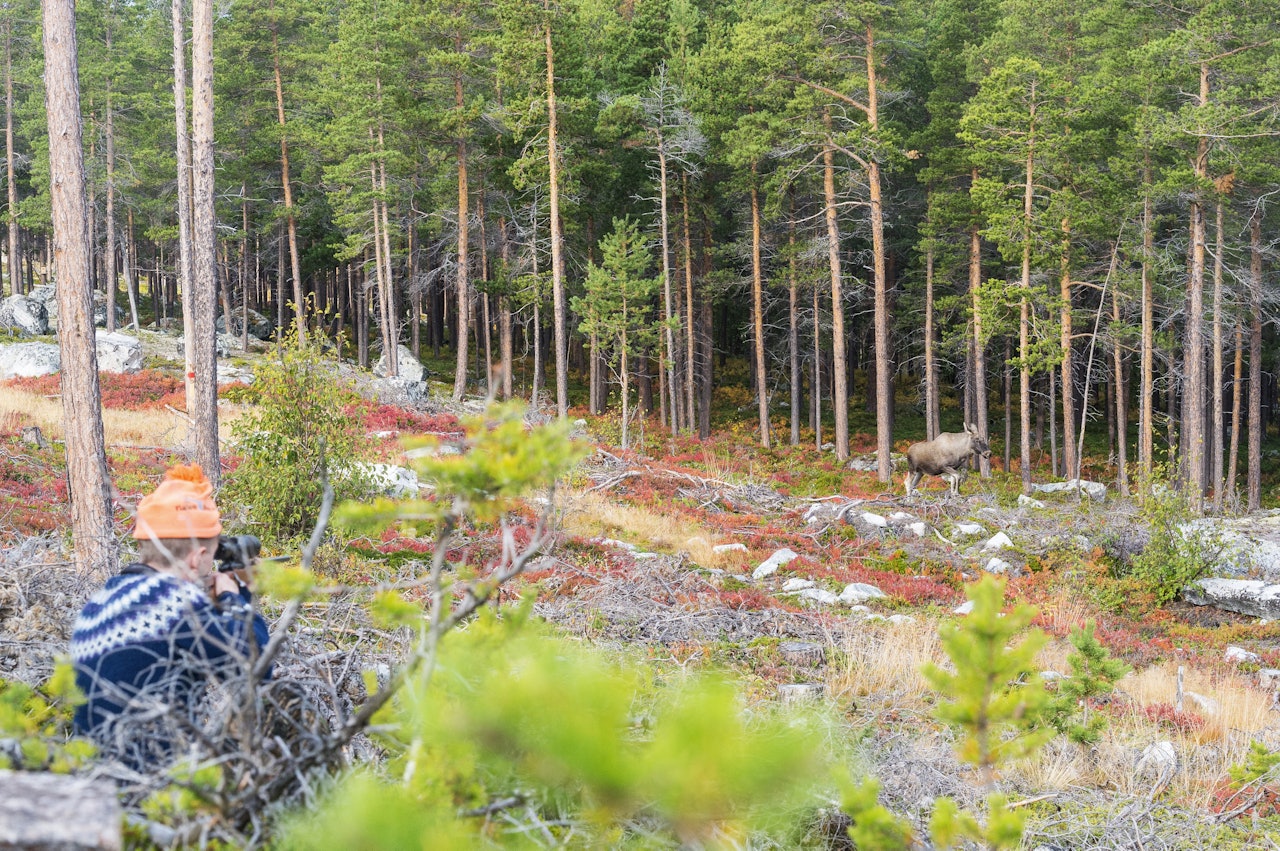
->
1128;477;1225;605
220;334;374;545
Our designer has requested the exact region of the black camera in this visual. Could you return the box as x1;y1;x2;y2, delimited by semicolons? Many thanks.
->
214;534;261;572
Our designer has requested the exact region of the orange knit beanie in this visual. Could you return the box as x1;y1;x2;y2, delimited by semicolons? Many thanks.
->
133;464;223;540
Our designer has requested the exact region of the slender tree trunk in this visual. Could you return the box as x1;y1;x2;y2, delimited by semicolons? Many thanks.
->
1004;339;1012;473
924;239;938;441
1182;63;1210;512
544;6;567;418
970;212;988;474
750;175;769;449
44;0;115;575
812;275;822;450
103;48;117;334
1018;91;1036;494
123;209;139;329
1211;197;1225;510
683;173;696;431
866;25;892;482
4;21;19;297
1060;218;1076;480
788;192;800;446
172;0;198;416
1139;160;1154;500
823;108;847;462
1113;284;1128;496
1226;322;1243;502
658;138;678;433
1248;208;1263;510
452;67;470;398
271;7;305;342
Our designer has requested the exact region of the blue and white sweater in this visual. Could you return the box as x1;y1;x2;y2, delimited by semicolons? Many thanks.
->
71;564;271;747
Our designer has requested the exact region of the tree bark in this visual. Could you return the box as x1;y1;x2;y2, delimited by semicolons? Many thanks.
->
1139;159;1154;500
545;5;567;418
44;0;115;576
4;19;19;296
823;108;847;462
191;0;220;482
750;176;769;449
1182;63;1209;512
1060;217;1076;481
1018;87;1036;494
1211;197;1225;510
173;0;196;413
1248;208;1263;510
452;65;470;398
924;239;938;441
271;3;305;343
970;211;988;475
866;25;892;482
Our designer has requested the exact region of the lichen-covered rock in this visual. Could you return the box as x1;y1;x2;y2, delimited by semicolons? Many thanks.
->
0;295;49;336
1184;578;1280;619
0;342;60;379
94;330;143;374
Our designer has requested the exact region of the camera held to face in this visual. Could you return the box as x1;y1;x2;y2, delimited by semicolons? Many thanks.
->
214;534;261;572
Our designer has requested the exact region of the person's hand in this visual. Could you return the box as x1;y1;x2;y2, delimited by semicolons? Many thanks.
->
209;571;242;599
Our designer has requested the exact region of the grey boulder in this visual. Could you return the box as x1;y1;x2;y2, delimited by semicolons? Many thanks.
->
0;342;60;379
1183;577;1280;619
0;295;49;336
94;331;143;374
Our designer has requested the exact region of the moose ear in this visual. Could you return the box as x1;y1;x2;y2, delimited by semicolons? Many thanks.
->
966;422;977;435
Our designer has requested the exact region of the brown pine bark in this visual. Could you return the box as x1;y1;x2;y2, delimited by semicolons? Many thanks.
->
969;208;988;475
823;108;848;462
1211;197;1225;510
172;0;196;412
1182;63;1210;512
788;192;800;446
1139;160;1154;499
544;5;567;419
191;0;220;482
683;174;696;430
4;19;19;296
1113;284;1128;496
271;3;305;342
1248;209;1263;510
452;63;470;399
1018;85;1037;494
865;25;892;483
1059;218;1076;481
43;0;115;575
924;239;938;442
750;175;769;449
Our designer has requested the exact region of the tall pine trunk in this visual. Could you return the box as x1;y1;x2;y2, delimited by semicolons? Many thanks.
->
271;5;305;342
44;0;115;575
544;5;567;418
750;175;768;449
191;0;220;481
823;108;847;462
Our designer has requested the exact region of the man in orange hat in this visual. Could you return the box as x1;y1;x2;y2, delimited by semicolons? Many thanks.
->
71;464;270;765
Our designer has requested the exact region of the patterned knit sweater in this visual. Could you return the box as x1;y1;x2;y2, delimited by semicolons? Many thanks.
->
71;564;271;748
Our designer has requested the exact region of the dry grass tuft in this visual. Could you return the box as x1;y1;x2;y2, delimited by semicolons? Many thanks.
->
0;384;245;449
558;489;746;569
828;617;945;714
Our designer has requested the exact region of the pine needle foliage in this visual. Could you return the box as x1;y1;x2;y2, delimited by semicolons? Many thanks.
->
1044;620;1129;746
922;575;1051;850
221;332;374;545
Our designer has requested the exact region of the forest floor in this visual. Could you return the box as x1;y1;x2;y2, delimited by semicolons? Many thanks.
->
3;334;1280;847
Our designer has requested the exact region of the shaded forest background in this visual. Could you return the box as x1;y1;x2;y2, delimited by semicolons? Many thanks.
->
5;0;1280;508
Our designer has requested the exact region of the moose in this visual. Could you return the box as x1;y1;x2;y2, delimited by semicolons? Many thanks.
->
904;423;992;497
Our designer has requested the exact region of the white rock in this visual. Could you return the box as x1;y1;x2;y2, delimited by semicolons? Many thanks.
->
1258;668;1280;689
887;614;916;625
0;294;49;335
908;522;928;538
983;532;1013;551
888;512;915;525
985;557;1012;574
1225;645;1262;665
374;344;425;382
94;330;142;374
1135;741;1178;782
782;578;815;592
1185;579;1280;619
954;523;984;537
861;512;888;528
799;588;839;605
954;600;976;615
713;543;748;554
371;376;427;405
353;462;420;498
632;552;659;560
600;538;638;552
0;342;60;379
840;582;887;604
862;613;888;622
753;548;799;579
1018;494;1047;509
1041;670;1067;682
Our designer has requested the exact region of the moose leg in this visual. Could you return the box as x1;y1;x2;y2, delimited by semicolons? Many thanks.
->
905;470;922;497
941;466;961;495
